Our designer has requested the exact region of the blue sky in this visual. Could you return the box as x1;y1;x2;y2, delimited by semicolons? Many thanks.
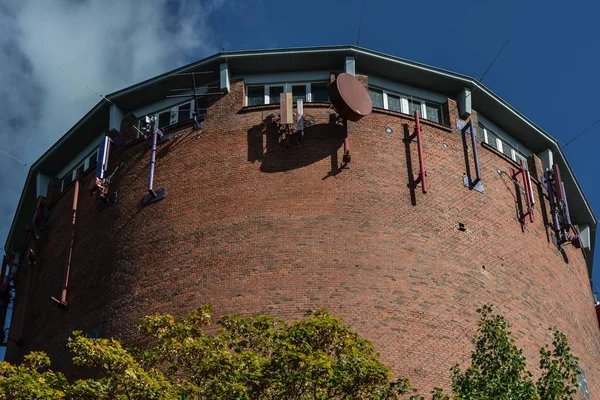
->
0;0;599;351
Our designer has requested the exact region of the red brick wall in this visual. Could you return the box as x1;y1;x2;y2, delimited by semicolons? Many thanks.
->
7;79;600;397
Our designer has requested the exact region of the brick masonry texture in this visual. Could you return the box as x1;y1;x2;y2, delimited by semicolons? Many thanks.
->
6;78;600;397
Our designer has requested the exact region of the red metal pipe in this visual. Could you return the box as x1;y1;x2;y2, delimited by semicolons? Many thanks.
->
414;111;427;193
52;178;80;308
520;160;534;223
553;163;564;203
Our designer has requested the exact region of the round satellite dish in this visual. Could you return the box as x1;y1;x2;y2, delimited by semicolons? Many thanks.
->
328;73;372;122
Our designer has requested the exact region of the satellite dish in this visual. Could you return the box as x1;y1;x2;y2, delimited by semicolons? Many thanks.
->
328;73;372;122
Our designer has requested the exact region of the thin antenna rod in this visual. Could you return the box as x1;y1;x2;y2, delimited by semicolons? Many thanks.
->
356;0;366;45
214;2;227;62
479;37;510;82
57;67;113;104
563;117;600;147
0;149;27;167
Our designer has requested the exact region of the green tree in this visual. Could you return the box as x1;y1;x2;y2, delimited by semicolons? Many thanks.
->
0;305;583;400
137;305;411;399
0;352;68;399
449;305;581;400
536;329;581;400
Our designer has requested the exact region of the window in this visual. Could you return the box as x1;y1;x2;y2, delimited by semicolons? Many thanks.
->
311;83;329;102
62;173;73;190
245;82;331;106
87;151;98;170
84;324;103;339
368;86;445;124
292;85;307;102
76;163;85;178
178;103;191;123
158;111;171;129
408;99;421;116
425;102;442;124
387;93;401;113
368;88;384;109
60;149;102;191
479;123;529;167
577;367;590;399
137;100;196;136
247;86;265;106
269;86;284;104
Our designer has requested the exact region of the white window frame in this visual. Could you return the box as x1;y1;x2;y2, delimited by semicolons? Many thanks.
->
370;87;444;124
137;100;196;137
480;124;528;167
245;82;330;106
61;150;99;191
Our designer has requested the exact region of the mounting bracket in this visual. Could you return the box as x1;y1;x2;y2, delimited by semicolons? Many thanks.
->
457;120;484;193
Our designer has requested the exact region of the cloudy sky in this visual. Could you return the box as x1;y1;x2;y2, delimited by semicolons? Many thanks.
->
0;0;231;248
1;0;600;316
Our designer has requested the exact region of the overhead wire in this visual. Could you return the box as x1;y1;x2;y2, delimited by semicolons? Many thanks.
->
57;67;113;104
562;117;600;148
213;1;227;63
356;0;366;46
479;37;511;82
0;149;28;167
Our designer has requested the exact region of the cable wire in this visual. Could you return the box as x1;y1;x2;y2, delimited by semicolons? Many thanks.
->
57;67;113;104
356;0;366;46
214;2;227;62
0;149;27;167
479;37;510;82
563;116;600;148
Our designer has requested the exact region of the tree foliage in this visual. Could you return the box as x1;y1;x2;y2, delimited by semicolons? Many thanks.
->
449;305;581;400
0;305;583;400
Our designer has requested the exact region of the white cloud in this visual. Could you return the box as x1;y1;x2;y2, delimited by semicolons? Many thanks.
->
0;0;223;250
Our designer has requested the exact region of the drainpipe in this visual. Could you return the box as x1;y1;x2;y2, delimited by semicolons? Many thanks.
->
52;177;80;308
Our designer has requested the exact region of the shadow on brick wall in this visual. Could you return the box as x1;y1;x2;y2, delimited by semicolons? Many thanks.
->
247;119;345;173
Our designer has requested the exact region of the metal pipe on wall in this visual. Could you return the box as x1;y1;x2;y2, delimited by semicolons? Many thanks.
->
52;177;80;308
469;120;481;183
414;111;427;194
148;131;157;193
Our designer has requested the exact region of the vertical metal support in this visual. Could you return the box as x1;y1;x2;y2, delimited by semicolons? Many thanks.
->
149;131;157;192
561;182;572;225
52;177;80;308
342;118;351;164
522;162;534;223
459;119;484;193
511;160;534;223
142;131;166;206
545;170;560;232
469;120;481;184
410;111;427;193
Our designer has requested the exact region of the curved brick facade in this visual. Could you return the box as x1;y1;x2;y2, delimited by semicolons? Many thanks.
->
7;78;600;396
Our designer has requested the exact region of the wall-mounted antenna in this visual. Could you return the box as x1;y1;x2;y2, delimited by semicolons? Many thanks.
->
544;164;581;249
141;116;166;206
89;135;117;210
167;71;220;130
